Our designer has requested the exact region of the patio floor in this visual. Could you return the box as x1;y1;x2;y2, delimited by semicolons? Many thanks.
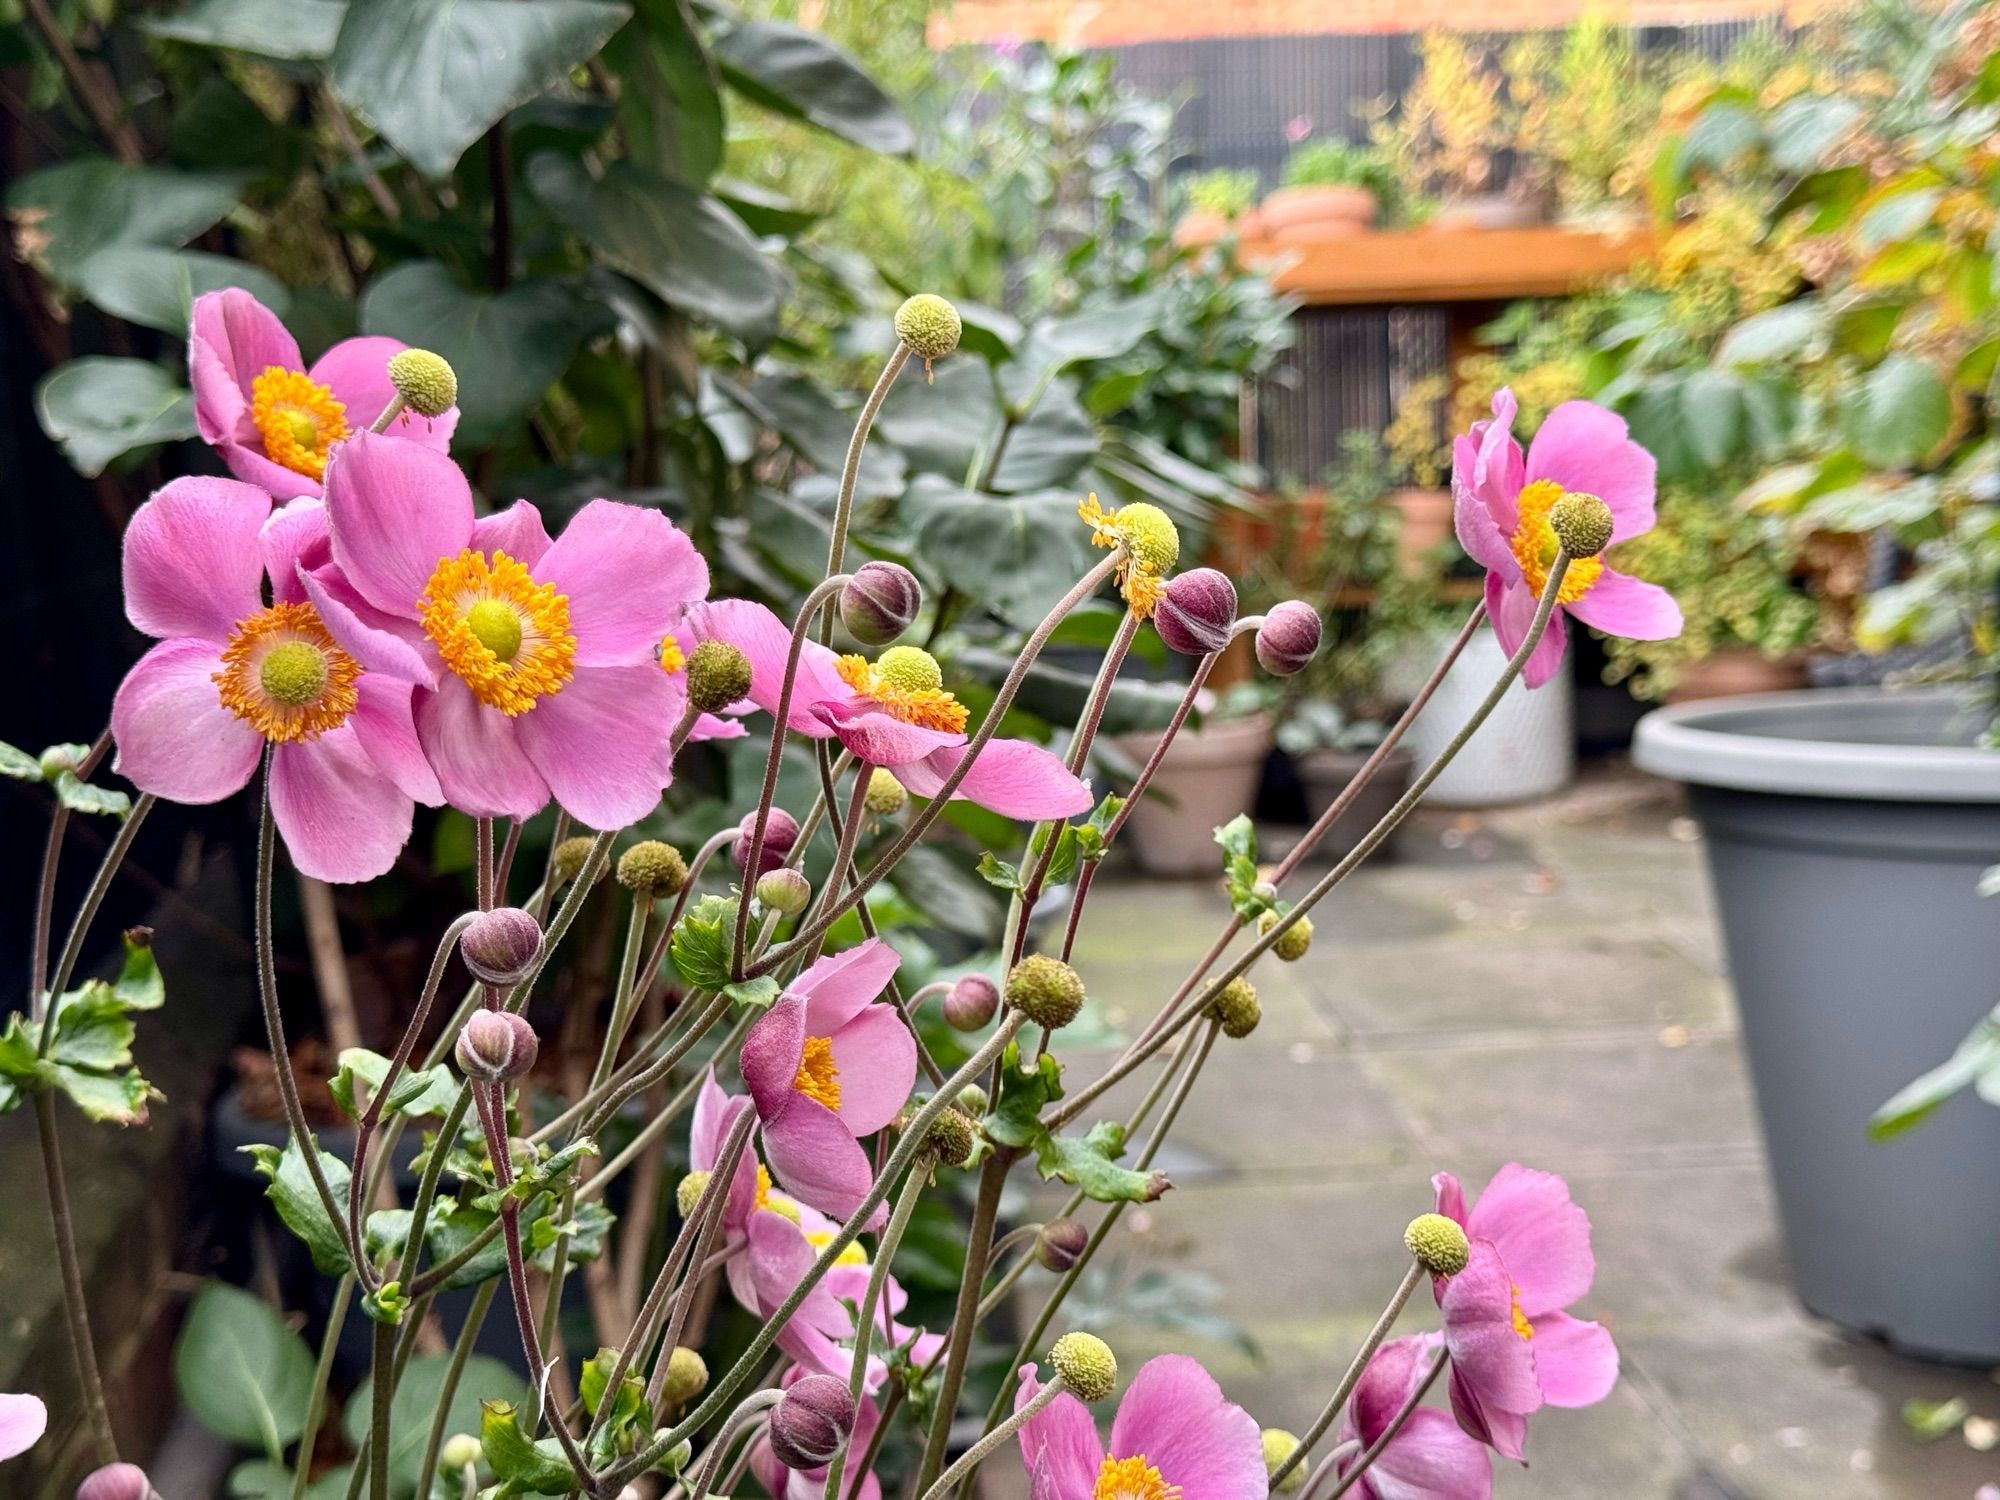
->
994;768;1999;1500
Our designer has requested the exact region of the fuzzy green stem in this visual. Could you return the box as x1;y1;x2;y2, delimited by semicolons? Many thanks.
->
1322;1345;1449;1500
1267;1261;1425;1492
921;1375;1069;1500
412;1281;498;1500
33;1089;117;1463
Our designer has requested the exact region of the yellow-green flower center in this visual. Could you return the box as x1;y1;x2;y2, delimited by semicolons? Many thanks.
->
1093;1455;1179;1500
465;597;524;662
259;640;331;707
875;645;943;696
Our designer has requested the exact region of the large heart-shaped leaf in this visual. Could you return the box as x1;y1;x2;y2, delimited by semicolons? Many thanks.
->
710;19;913;155
7;160;242;282
908;479;1102;626
330;0;631;177
144;0;348;60
35;358;197;477
605;0;722;184
740;372;906;497
525;153;786;342
362;263;611;444
172;1282;316;1457
74;246;289;334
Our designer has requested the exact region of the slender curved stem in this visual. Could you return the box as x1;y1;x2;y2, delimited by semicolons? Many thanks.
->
821;1158;929;1499
1266;1261;1424;1491
917;1149;1010;1489
368;1320;396;1500
38;793;156;1052
32;1089;117;1463
920;1375;1069;1500
1321;1346;1448;1500
824;343;911;588
293;1275;353;1500
412;1280;498;1500
29;729;108;1016
684;1390;784;1500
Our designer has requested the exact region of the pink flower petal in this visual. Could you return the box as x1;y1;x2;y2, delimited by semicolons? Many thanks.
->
1447;1365;1530;1465
1468;388;1525;536
761;1092;878;1223
683;599;850;730
0;1393;48;1462
349;675;443;806
1565;568;1683;642
1349;1409;1493;1500
1432;1171;1468;1229
268;728;414;883
1016;1366;1105;1499
899;738;1093;820
816;700;965;768
471;499;554;568
112;638;262;803
1439;1242;1543;1437
1485;573;1569;691
301;562;438;686
413;675;549;819
791;939;901;1034
261;498;329;607
693;1072;763;1237
1462;1164;1594;1319
1526;1311;1618;1408
1108;1355;1265;1500
513;664;674;829
189;289;302;446
1347;1334;1439;1447
122;476;271;641
1452;433;1520;582
323;433;473;618
307;336;457;453
826;1006;916;1136
743;995;810;1124
534;499;709;667
1524;401;1656;544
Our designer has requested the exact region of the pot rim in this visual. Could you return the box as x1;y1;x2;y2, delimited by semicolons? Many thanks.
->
1633;686;2000;802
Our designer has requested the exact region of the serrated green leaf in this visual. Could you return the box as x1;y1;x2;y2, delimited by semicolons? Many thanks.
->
52;769;131;818
0;742;41;780
48;1064;157;1124
722;976;780;1009
668;894;735;989
481;1401;579;1496
976;851;1023;893
247;1140;355;1275
329;1047;459;1120
47;984;136;1071
982;1040;1063;1150
1032;1120;1170;1204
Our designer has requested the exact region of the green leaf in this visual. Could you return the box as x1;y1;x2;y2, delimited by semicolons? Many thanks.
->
578;1347;650;1459
983;1040;1063;1150
909;481;1101;628
173;1281;316;1458
424;1203;511;1290
605;0;722;184
35;358;196;477
1870;1005;2000;1141
1713;301;1820;366
74;246;289;336
7;160;241;280
52;769;132;819
527;1198;614;1269
1033;1121;1170;1204
1856;186;1942;250
330;0;631;177
1902;1396;1970;1441
49;1065;158;1125
480;1401;579;1496
1764;95;1862;174
145;0;348;60
710;20;913;154
328;1047;460;1121
345;1354;525;1496
46;985;136;1071
722;976;781;1009
1679;369;1743;472
975;851;1023;894
525;154;786;343
361;264;610;446
1843;355;1951;469
247;1140;355;1276
668;893;735;990
0;741;45;779
112;928;166;1010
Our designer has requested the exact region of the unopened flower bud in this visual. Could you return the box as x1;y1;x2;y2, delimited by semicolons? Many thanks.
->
76;1464;155;1500
865;768;907;816
840;561;923;647
552;836;603;888
1549;490;1614;559
1047;1331;1117;1401
1262;1430;1306;1493
732;808;800;876
894;293;962;363
1255;601;1322;677
459;907;543;987
756;867;811;916
944;973;1000;1031
1005;954;1086;1030
686;640;753;713
923;1106;979;1168
676;1170;711;1218
439;1435;482;1471
38;744;80;780
769;1374;856;1469
617;840;688;898
1207;976;1261;1038
1404;1212;1471;1276
455;1009;539;1082
386;348;457;418
1257;908;1313;961
1154;568;1237;656
662;1346;708;1406
957;1083;989;1115
1036;1217;1090;1272
655;1440;693;1475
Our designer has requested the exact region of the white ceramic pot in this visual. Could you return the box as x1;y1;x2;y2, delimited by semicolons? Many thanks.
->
1395;627;1572;806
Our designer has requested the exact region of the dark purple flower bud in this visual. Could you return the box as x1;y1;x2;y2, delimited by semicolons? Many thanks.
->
732;808;800;877
943;973;1000;1032
77;1464;155;1500
1255;601;1322;677
455;1009;539;1082
459;907;543;987
840;561;923;647
1035;1217;1090;1272
769;1374;855;1469
1154;568;1237;656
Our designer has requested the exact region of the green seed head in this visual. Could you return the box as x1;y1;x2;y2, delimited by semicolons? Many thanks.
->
865;768;908;816
1005;954;1086;1030
1257;908;1313;962
617;840;687;898
258;641;328;706
686;640;753;713
1208;976;1262;1039
894;294;962;361
676;1171;711;1219
386;348;458;418
1549;491;1615;559
662;1346;709;1406
923;1106;979;1169
1404;1212;1471;1276
464;598;522;662
1262;1429;1305;1493
1047;1331;1117;1402
1115;502;1180;575
552;836;601;888
875;645;943;697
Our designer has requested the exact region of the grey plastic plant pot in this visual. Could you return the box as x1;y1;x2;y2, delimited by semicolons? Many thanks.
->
1634;687;2000;1362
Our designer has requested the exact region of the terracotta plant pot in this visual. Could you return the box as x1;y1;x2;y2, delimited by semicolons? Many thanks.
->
1296;744;1415;862
1112;712;1274;877
1664;648;1809;705
1427;192;1542;231
1260;185;1376;243
1173;209;1229;247
1391;486;1454;573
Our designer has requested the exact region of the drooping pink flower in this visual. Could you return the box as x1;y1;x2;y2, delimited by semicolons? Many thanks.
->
1336;1334;1492;1500
0;1392;46;1462
313;434;709;828
1431;1164;1619;1460
189;289;457;501
1451;390;1681;689
740;939;915;1222
110;478;437;883
750;1368;883;1500
1014;1354;1265;1500
684;599;1090;820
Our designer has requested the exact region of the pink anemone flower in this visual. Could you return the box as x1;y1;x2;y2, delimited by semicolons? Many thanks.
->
740;939;915;1223
1452;390;1681;689
1432;1164;1618;1460
314;434;708;828
110;478;438;883
1014;1353;1265;1500
750;1369;883;1500
1335;1334;1491;1500
684;599;1090;819
0;1393;46;1462
190;289;457;500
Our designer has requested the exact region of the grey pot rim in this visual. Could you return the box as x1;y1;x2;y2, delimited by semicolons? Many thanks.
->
1633;686;2000;803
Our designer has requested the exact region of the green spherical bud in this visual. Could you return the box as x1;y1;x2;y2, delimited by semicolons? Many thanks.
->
756;867;812;916
1047;1331;1117;1402
1403;1212;1471;1276
440;1434;483;1471
36;744;80;780
1549;491;1615;559
1114;502;1180;576
1005;954;1086;1030
865;768;908;816
617;840;688;898
956;1083;989;1116
894;293;962;361
386;348;458;418
676;1170;711;1219
1262;1429;1305;1493
662;1346;709;1406
654;1438;693;1476
552;836;602;888
685;640;753;714
1207;976;1261;1039
1257;908;1313;962
923;1106;979;1169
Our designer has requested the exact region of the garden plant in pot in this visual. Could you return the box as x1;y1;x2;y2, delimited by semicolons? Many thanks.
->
1174;167;1263;247
1260;138;1391;243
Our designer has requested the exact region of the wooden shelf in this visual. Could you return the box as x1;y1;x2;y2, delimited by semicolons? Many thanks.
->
1240;224;1652;306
